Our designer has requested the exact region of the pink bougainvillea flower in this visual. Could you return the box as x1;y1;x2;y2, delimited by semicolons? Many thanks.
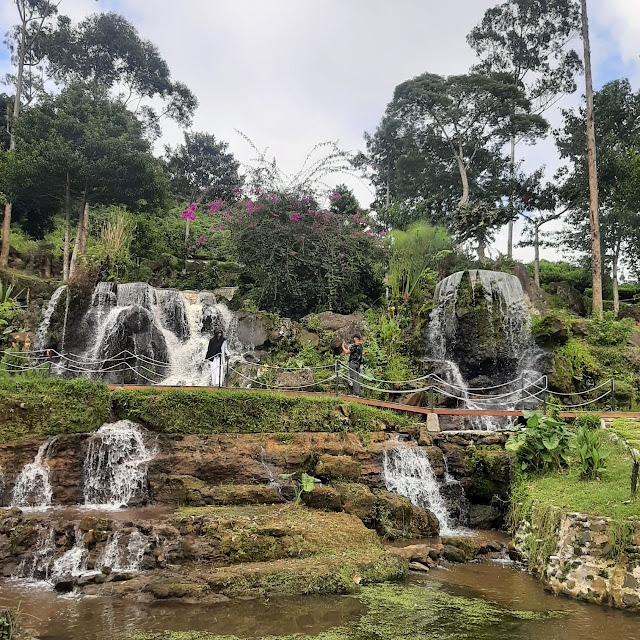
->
291;212;304;223
291;251;297;256
339;253;344;258
329;192;341;200
324;212;332;222
218;224;226;231
248;224;254;229
199;235;206;245
208;199;223;214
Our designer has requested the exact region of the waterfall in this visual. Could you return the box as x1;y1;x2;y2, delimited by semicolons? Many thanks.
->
11;439;56;508
383;445;459;535
38;282;243;386
427;269;541;429
83;421;153;508
98;528;148;572
33;286;66;352
51;529;89;578
14;527;55;580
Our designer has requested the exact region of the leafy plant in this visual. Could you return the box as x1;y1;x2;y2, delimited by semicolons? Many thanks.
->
278;471;321;506
587;311;633;346
506;412;573;476
571;424;610;480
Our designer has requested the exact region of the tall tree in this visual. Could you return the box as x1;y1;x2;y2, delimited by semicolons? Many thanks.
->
468;0;582;258
556;79;640;315
165;131;241;203
1;0;60;269
13;84;167;279
580;0;602;315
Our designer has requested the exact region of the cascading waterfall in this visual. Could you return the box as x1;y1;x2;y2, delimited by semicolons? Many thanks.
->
383;445;459;535
427;269;542;429
51;528;89;578
83;421;154;508
36;282;244;386
14;527;55;580
11;439;56;508
33;286;66;352
98;529;148;572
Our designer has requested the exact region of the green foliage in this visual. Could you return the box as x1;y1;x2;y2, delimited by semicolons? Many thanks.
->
574;414;601;431
0;283;25;348
531;308;572;339
571;423;610;480
550;339;600;390
229;194;385;319
586;311;633;346
526;260;591;292
277;471;321;506
505;412;573;475
0;375;110;443
387;222;451;304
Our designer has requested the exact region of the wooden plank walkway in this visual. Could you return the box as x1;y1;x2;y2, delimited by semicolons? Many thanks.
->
108;384;640;420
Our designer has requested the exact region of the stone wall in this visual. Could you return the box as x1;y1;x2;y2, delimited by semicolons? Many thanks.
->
516;510;640;610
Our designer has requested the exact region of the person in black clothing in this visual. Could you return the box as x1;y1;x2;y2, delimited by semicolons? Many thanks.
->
342;333;365;396
205;329;227;386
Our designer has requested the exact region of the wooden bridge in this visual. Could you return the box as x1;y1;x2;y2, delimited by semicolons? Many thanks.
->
108;384;639;420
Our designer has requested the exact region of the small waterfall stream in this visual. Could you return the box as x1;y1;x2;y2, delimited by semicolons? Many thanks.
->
383;445;460;535
33;286;66;352
11;439;56;508
83;421;153;508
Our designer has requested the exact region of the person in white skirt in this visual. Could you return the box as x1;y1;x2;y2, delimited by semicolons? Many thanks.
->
205;329;228;386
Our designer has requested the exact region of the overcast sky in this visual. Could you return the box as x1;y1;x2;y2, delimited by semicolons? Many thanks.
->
1;0;639;263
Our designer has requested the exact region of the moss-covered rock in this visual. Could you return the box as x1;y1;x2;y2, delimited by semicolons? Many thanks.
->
466;448;514;505
333;483;377;526
112;389;407;435
373;490;439;540
0;375;110;443
316;454;362;482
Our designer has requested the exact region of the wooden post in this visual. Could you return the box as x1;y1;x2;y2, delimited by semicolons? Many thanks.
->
632;461;639;495
334;360;340;397
611;379;616;412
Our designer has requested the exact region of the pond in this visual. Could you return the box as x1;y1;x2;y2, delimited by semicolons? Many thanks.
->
1;559;638;639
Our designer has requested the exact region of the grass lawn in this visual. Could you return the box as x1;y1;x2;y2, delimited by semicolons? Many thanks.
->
523;431;640;521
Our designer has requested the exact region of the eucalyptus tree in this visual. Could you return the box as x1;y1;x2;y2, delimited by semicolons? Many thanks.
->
468;0;582;258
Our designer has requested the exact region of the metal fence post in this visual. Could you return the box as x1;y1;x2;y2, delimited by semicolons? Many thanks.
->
428;386;434;412
611;379;616;412
543;388;548;415
46;350;52;377
519;373;525;411
334;359;340;397
226;358;230;387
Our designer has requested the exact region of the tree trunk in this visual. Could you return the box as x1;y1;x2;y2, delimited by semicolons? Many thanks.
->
477;236;486;261
534;224;540;288
69;190;88;280
612;250;619;318
507;134;516;259
63;171;71;282
78;201;89;255
183;218;190;273
455;143;469;208
581;0;603;316
0;16;28;269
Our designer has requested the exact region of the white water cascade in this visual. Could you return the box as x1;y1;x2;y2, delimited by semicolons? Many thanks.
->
427;269;541;429
83;421;154;508
98;528;148;572
33;285;66;352
11;439;56;508
383;445;459;535
36;282;244;386
51;529;89;579
14;527;55;580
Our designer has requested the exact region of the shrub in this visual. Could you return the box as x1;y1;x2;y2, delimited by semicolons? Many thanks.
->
505;412;573;476
586;311;633;346
571;424;610;480
574;414;601;431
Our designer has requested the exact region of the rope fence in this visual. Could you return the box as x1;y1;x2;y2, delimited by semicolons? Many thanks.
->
0;347;618;413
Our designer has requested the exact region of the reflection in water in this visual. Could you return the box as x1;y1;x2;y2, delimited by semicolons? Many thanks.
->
1;561;640;639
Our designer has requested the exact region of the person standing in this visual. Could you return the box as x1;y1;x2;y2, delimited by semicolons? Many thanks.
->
342;333;365;396
206;329;228;386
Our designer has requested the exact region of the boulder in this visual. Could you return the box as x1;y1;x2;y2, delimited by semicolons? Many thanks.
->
571;319;589;337
546;281;586;316
276;368;315;389
305;312;367;352
511;263;547;315
534;314;569;348
620;305;640;322
443;545;467;563
333;483;377;525
373;489;439;540
301;485;342;511
298;329;319;348
469;504;503;529
316;455;362;482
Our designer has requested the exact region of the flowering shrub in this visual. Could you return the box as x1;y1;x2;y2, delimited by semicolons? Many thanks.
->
179;190;386;318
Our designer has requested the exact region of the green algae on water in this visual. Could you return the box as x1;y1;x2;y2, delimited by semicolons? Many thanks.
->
131;580;565;640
